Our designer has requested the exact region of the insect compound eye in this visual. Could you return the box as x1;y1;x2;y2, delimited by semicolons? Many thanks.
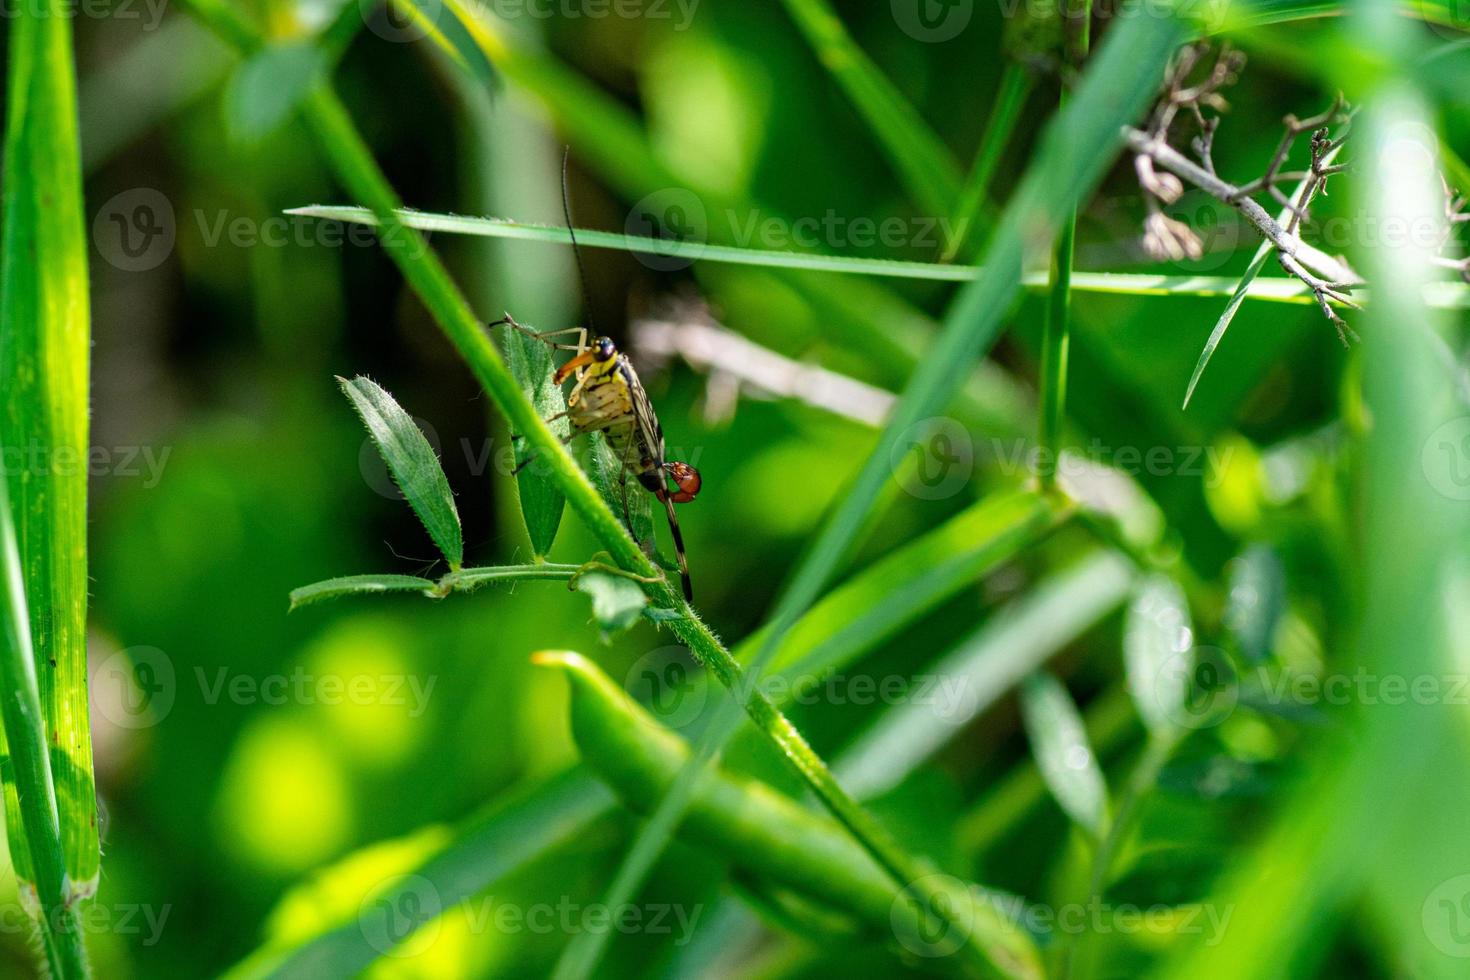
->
595;337;616;360
667;462;701;503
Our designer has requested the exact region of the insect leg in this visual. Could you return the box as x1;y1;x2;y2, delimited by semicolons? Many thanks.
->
657;485;693;603
489;314;589;352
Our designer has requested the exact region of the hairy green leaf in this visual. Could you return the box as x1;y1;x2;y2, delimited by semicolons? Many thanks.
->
338;376;464;569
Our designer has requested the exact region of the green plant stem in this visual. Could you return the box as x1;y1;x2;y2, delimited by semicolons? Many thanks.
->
1067;732;1177;980
1037;0;1091;492
0;484;84;979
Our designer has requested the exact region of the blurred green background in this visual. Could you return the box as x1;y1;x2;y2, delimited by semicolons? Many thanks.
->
1;0;1466;976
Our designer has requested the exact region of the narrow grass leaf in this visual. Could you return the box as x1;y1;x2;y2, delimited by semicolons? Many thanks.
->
1182;143;1343;408
0;0;99;916
288;574;438;609
1019;672;1110;838
499;323;568;556
338;376;464;569
1123;574;1194;738
777;0;962;214
285;209;1470;310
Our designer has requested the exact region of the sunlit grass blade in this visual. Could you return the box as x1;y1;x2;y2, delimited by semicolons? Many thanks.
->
287;208;1470;311
0;0;98;921
338;376;464;570
0;3;93;970
776;0;962;214
1020;672;1110;838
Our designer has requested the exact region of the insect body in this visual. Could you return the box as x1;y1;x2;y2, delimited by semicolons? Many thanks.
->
492;315;700;601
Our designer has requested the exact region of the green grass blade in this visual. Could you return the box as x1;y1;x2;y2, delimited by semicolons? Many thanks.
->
942;63;1032;262
777;0;963;214
285;208;1470;309
285;207;991;280
0;0;99;915
338;376;464;570
1019;672;1110;838
1181;143;1343;408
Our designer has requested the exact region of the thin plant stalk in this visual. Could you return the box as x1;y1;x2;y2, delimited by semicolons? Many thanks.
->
1038;0;1093;490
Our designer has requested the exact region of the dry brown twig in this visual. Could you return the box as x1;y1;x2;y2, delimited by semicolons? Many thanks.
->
1126;42;1364;343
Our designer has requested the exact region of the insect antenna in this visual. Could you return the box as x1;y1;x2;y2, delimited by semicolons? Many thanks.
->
561;147;596;340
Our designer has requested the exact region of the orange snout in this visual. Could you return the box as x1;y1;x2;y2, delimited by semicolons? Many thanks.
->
667;462;701;503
